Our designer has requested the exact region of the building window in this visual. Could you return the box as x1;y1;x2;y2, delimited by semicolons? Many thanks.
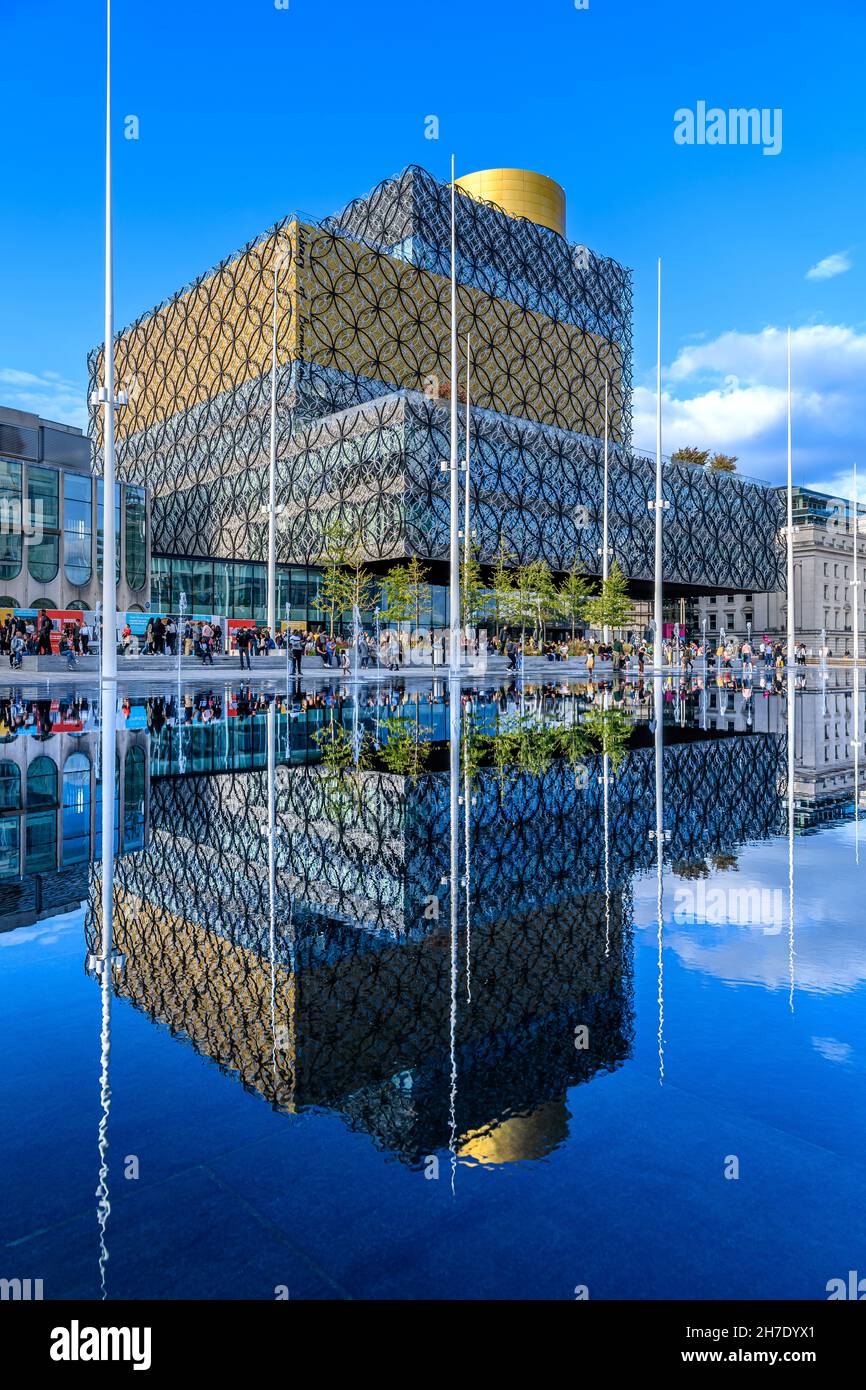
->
152;555;171;612
27;466;60;584
0;460;23;581
64;473;93;586
192;559;214;614
96;481;121;584
123;746;146;853
125;486;147;591
62;752;91;864
0;759;20;811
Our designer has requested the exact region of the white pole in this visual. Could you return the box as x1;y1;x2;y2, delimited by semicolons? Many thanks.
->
101;0;117;683
653;259;664;669
463;330;471;636
96;681;117;1298
449;155;461;677
852;463;860;668
852;463;861;866
786;328;795;667
267;258;280;639
602;376;610;646
653;671;665;1085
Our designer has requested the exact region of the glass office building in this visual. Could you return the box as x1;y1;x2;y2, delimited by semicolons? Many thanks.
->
0;405;149;617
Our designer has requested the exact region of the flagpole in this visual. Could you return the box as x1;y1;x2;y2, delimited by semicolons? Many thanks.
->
463;330;472;633
98;0;119;684
602;376;610;646
852;463;860;669
448;156;461;677
786;328;795;667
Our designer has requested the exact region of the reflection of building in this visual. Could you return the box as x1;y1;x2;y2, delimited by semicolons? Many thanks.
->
698;486;866;657
0;404;150;616
84;711;786;1163
0;725;148;932
88;166;781;628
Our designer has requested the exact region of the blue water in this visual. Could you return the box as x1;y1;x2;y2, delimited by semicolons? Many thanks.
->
2;677;865;1300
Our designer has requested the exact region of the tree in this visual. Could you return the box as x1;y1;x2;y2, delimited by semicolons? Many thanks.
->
671;447;710;466
558;558;593;640
584;559;631;633
313;519;376;635
488;537;516;634
382;558;431;634
515;560;558;646
406;556;431;633
709;452;738;473
461;541;485;628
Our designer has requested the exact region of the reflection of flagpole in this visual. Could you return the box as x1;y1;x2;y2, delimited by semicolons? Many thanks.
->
267;702;278;1080
602;685;611;958
787;668;796;1012
96;685;117;1298
463;755;472;1003
652;260;665;668
653;673;665;1085
448;682;461;1190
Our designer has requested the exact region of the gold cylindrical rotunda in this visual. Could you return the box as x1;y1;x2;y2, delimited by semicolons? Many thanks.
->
454;168;566;237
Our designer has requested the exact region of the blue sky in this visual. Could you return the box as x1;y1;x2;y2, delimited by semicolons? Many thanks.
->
1;0;864;494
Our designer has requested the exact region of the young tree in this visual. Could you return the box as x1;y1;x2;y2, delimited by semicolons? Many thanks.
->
516;560;557;646
461;541;485;628
406;556;431;633
584;559;631;633
558;558;593;640
313;518;376;635
488;537;516;636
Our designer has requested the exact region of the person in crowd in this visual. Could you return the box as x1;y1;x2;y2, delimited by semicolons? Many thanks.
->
289;627;304;675
58;630;77;670
37;611;52;656
236;625;252;670
79;617;91;655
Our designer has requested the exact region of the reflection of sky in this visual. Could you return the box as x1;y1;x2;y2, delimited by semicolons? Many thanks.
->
633;822;866;995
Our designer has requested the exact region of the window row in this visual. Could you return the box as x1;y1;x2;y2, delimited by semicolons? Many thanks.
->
0;460;146;590
0;747;145;878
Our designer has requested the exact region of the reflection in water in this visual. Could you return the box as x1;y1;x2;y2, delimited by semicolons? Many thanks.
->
4;670;866;1300
75;675;805;1174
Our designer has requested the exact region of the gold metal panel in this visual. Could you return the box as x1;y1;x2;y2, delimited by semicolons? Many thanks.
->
455;168;566;236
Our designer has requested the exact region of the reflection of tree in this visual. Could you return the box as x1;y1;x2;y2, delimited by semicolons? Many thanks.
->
710;852;739;872
377;715;431;779
313;719;372;822
582;706;632;774
672;860;711;880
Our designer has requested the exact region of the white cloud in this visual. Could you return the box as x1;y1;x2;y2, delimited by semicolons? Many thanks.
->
0;367;88;430
806;251;852;281
632;323;866;490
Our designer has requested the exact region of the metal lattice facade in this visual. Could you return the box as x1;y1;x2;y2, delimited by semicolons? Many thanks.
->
86;165;781;594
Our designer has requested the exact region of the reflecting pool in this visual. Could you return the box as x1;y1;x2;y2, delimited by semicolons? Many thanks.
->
2;670;865;1299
